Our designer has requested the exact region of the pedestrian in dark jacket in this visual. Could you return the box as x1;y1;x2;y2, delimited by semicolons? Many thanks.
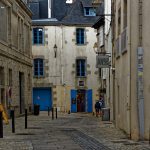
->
95;101;101;117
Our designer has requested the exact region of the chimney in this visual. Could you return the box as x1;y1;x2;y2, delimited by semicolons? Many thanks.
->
92;0;103;7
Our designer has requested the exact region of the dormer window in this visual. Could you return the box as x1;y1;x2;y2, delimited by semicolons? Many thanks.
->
84;7;96;16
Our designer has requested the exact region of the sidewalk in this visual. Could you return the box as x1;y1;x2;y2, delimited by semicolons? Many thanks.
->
0;112;149;150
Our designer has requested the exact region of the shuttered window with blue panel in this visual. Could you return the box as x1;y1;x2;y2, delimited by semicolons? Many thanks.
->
34;59;44;77
33;28;44;44
76;59;86;77
76;28;85;44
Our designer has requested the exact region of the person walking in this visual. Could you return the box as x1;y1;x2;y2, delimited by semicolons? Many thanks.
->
95;100;101;117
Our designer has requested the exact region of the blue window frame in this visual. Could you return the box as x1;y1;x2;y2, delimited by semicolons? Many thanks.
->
84;7;96;16
33;28;44;44
76;28;85;45
76;59;86;77
34;59;44;77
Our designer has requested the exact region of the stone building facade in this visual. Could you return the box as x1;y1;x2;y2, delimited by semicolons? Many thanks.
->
0;0;32;115
112;0;150;140
29;0;100;113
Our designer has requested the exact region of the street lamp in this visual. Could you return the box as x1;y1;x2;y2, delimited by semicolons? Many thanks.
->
53;44;57;58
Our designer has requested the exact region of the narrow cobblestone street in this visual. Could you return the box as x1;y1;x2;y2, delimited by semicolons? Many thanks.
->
0;112;150;150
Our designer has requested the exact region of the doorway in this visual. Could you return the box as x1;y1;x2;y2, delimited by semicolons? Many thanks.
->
76;90;86;112
70;89;92;113
19;72;25;114
33;88;52;111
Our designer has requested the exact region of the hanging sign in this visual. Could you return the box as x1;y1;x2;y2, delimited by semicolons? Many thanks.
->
96;54;110;68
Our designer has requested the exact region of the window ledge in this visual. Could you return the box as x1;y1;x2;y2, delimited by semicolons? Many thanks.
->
33;76;45;78
76;43;87;46
33;44;44;46
76;76;87;78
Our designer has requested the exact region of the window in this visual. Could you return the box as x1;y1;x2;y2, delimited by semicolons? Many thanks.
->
84;7;96;16
76;28;85;44
76;59;86;77
0;67;4;85
28;73;31;91
8;69;12;86
118;8;121;35
34;59;44;77
33;28;44;44
123;0;127;28
0;2;8;42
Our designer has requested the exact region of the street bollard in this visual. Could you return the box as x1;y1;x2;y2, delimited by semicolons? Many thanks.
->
56;107;57;119
52;107;54;120
25;109;27;129
0;112;3;138
48;107;50;116
11;110;15;133
149;126;150;145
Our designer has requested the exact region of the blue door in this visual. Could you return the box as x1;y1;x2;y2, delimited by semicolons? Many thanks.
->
33;88;52;111
87;89;92;113
71;90;77;113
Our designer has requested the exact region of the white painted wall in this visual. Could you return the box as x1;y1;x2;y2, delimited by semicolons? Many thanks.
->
32;25;99;112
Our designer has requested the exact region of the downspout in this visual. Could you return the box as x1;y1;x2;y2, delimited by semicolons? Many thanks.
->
137;0;144;140
61;24;64;85
111;0;116;122
129;0;131;139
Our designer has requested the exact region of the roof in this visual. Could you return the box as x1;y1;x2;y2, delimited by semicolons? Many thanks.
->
51;0;71;21
32;18;62;26
61;0;99;26
92;17;104;29
80;0;92;7
96;2;104;16
30;0;98;26
92;2;105;29
28;0;48;19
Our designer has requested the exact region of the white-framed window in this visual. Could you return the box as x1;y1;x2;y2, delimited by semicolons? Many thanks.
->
34;58;44;77
76;59;86;77
33;28;44;45
76;28;85;45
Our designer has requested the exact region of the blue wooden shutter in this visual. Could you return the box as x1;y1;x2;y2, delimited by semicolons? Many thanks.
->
71;89;77;113
87;89;92;112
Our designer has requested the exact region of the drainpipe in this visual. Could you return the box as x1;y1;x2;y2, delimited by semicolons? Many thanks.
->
111;0;116;123
129;0;131;139
137;0;144;140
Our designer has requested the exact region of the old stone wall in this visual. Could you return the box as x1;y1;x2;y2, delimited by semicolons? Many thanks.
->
0;0;32;116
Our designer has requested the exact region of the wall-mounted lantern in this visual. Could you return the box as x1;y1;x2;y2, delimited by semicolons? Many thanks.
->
53;44;57;58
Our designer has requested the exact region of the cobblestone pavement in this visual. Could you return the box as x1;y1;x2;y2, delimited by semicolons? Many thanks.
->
0;112;150;150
